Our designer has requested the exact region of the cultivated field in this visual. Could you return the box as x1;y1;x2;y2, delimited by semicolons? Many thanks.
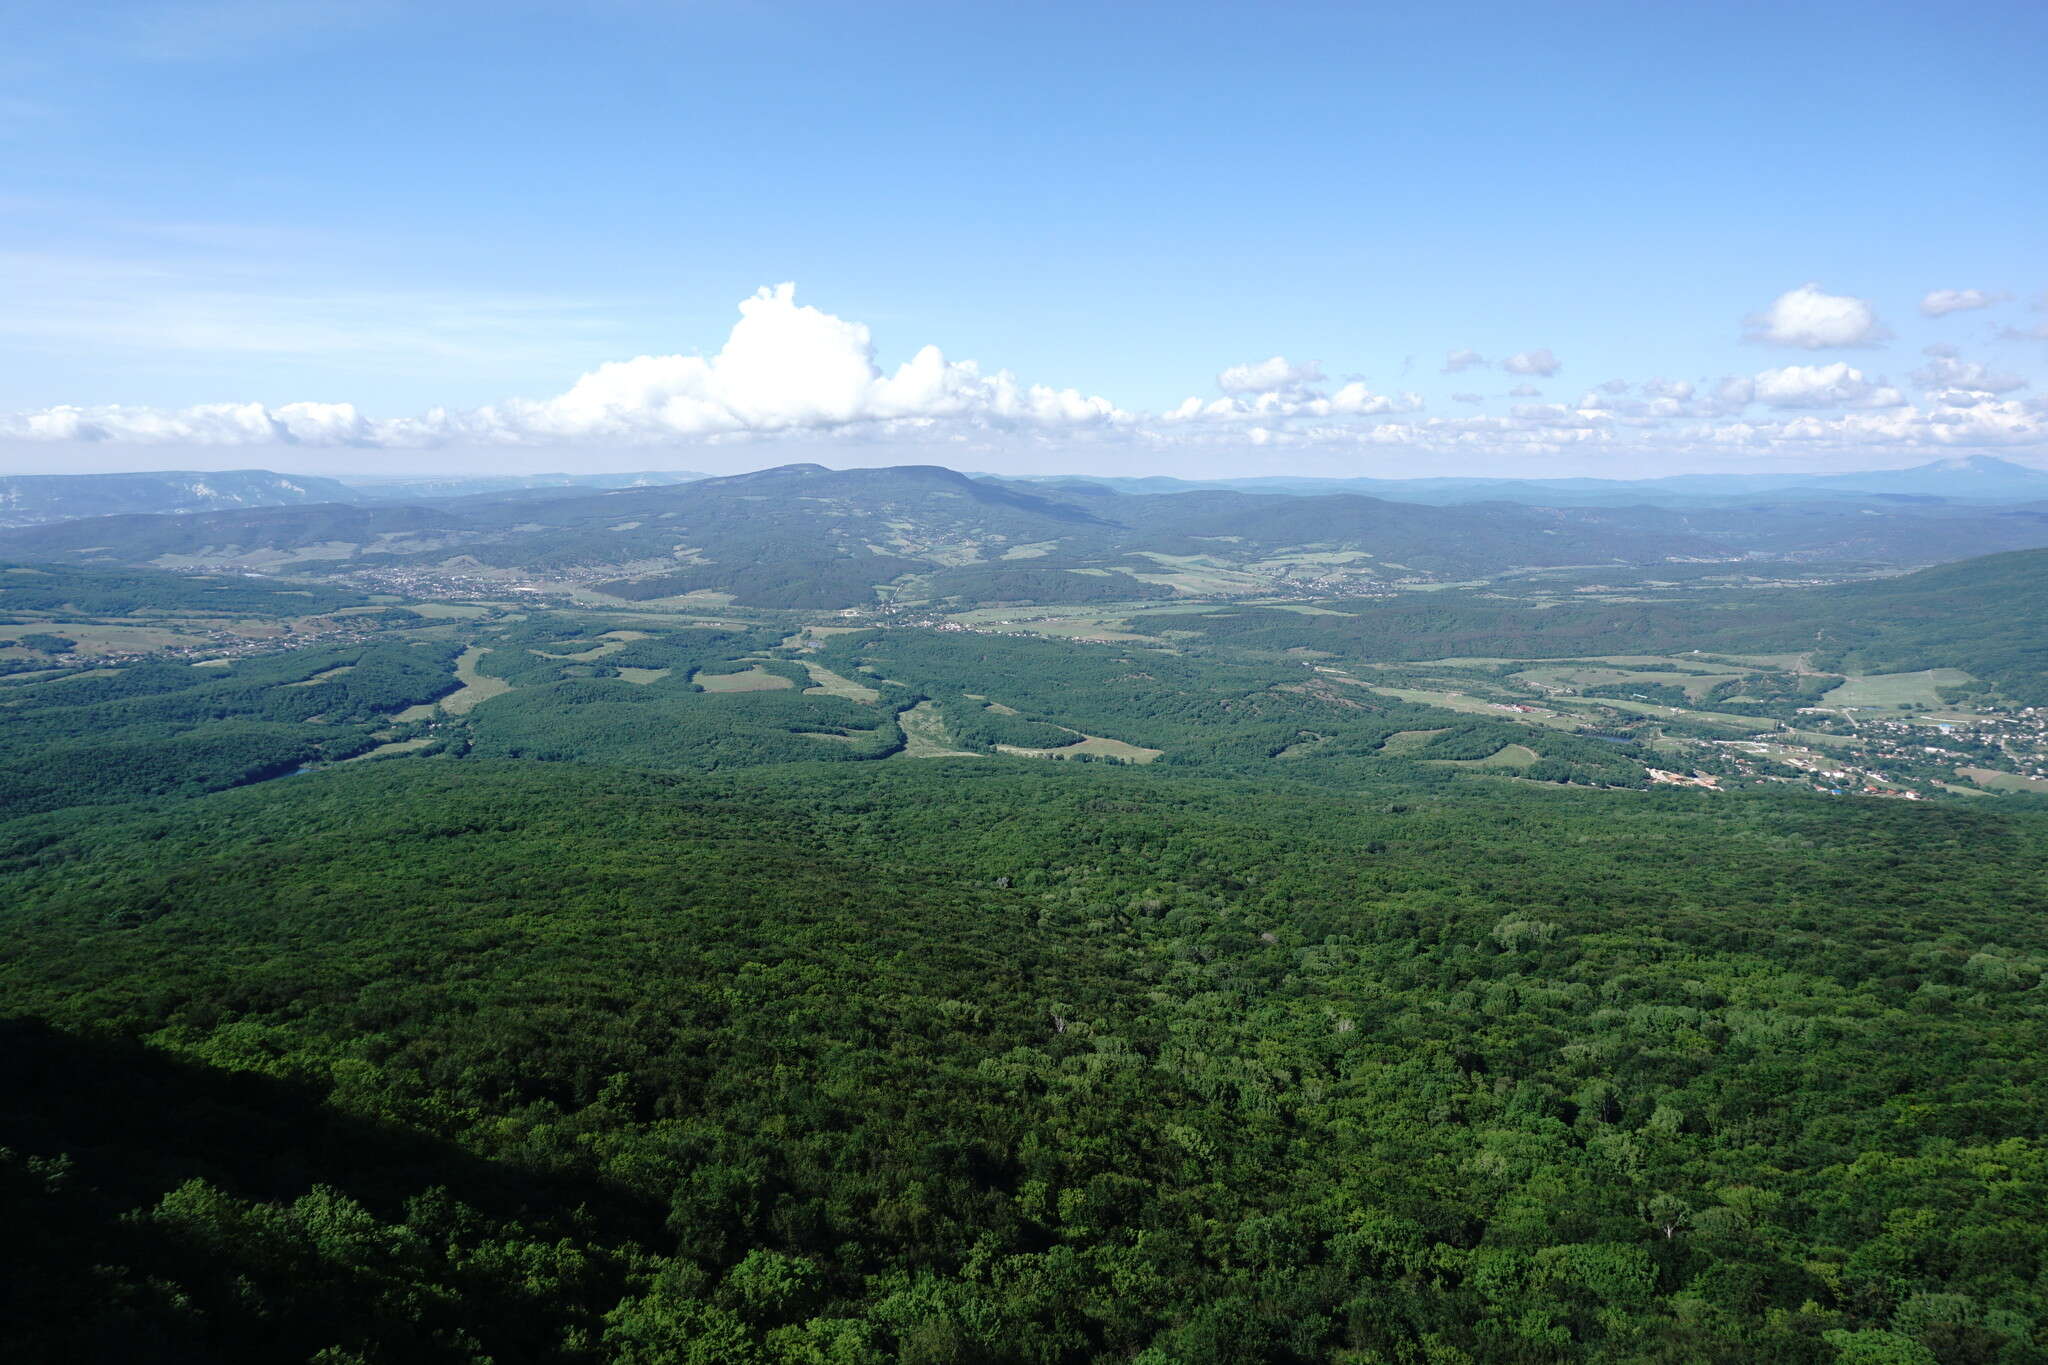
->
1429;743;1541;770
996;731;1161;763
796;662;881;703
694;665;796;693
896;700;980;758
1822;669;1974;710
1960;766;2048;793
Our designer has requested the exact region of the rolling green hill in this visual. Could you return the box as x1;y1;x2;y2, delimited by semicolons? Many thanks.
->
13;461;2048;610
1135;547;2048;706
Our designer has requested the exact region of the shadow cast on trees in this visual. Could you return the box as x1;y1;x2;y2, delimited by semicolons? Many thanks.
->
0;1016;663;1363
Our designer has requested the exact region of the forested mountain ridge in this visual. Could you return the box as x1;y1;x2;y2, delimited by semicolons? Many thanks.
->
0;468;361;527
10;460;2048;609
0;464;1721;607
0;462;1718;588
6;455;2044;539
0;468;712;528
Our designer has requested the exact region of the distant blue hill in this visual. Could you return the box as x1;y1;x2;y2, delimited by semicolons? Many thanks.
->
0;467;710;527
1009;455;2048;507
337;470;708;500
0;469;359;528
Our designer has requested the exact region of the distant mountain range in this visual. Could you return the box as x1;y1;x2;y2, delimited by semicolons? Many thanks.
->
6;460;2048;610
337;470;708;501
0;469;360;528
4;456;2043;534
0;468;708;528
1015;455;2048;507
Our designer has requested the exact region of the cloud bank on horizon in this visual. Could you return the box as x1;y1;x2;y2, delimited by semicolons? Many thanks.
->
4;281;2043;468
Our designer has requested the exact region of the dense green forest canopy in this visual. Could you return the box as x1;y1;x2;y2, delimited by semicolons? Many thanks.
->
0;541;2045;1363
4;760;2046;1363
1;561;371;617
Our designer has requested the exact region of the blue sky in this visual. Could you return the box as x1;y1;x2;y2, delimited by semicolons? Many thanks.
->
2;0;2044;477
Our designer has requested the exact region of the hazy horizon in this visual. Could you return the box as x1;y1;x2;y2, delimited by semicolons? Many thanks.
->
8;442;2048;486
3;445;2047;486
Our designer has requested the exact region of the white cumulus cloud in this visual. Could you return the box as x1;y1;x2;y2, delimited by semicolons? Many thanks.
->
468;283;1124;441
1217;356;1323;394
0;284;1129;448
1921;288;2003;317
1746;283;1889;349
1911;354;2028;394
1750;363;1904;410
3;282;2045;469
1502;348;1561;377
1164;380;1422;423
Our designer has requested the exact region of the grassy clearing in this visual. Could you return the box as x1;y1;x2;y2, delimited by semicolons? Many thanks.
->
1130;570;1269;595
151;541;365;570
575;587;739;609
896;700;981;759
393;646;512;720
442;645;513;715
943;609;1159;641
532;631;649;662
695;665;796;693
796;662;881;703
1248;550;1377;567
779;625;868;649
1705;652;1815;670
1406;657;1527;667
1351;685;1503;715
403;602;494;619
1429;743;1542;770
1514;663;1751;700
345;737;436;763
1572;653;1749;670
1960;766;2048;793
283;664;358;687
1783;728;1858;749
0;622;211;655
550;601;752;627
1936;781;1999;798
1822;669;1974;710
1363;685;1588;731
996;732;1162;763
1568;697;1764;731
1379;728;1451;755
615;667;671;685
1121;552;1275;594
